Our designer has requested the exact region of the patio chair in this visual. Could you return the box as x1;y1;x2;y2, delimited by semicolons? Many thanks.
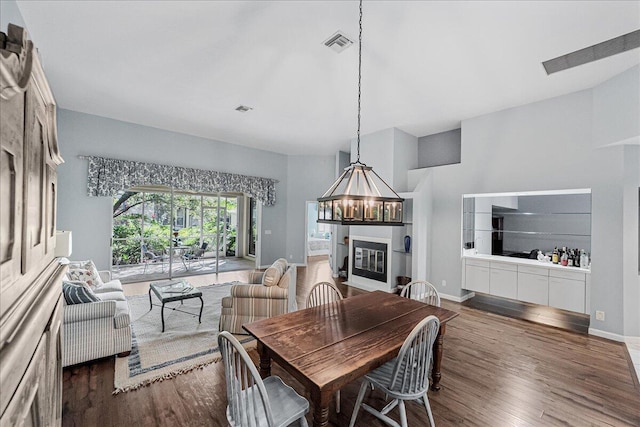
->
142;244;165;273
185;242;208;267
349;315;441;427
400;280;441;307
218;331;309;427
305;281;344;413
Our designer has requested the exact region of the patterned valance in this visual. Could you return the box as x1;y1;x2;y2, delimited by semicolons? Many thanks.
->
85;156;277;206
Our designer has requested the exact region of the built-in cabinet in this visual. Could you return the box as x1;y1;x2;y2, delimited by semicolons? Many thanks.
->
462;256;589;314
1;24;65;425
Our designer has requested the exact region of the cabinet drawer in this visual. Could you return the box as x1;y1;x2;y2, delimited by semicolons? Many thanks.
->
490;261;517;272
518;265;549;276
465;258;490;268
549;269;585;282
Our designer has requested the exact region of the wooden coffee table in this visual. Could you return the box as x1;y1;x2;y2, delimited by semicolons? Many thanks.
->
148;280;203;332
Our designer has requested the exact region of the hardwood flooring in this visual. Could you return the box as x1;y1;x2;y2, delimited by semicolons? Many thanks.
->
62;256;640;426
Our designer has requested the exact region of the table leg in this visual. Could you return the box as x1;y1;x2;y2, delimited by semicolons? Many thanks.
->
257;342;271;378
161;302;166;333
198;296;203;323
431;324;446;391
311;387;331;427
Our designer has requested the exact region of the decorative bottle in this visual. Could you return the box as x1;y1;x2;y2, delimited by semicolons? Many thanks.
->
404;235;411;253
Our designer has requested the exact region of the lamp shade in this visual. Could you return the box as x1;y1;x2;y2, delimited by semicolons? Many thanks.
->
54;230;72;257
318;163;404;226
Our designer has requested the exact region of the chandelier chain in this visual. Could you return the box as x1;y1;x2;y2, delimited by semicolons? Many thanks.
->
356;0;362;163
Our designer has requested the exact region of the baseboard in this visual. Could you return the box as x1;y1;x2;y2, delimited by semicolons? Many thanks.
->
588;328;626;342
625;336;640;347
440;292;475;303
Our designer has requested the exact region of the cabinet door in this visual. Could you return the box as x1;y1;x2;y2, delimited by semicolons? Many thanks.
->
465;264;490;293
490;268;517;299
517;272;549;305
549;277;585;313
0;335;48;426
0;90;25;314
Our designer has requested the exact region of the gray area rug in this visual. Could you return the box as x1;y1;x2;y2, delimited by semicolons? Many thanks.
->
114;282;255;393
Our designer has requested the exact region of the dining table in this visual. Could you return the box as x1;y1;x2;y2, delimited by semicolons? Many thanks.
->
243;290;459;427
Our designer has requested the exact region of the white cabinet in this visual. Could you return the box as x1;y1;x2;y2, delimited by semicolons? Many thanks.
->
549;270;586;313
464;260;490;293
462;257;588;314
517;272;549;305
489;262;517;299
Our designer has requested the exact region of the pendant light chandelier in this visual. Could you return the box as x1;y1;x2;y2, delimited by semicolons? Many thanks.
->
317;0;404;226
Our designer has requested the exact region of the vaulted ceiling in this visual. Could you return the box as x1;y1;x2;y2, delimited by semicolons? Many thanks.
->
16;1;640;155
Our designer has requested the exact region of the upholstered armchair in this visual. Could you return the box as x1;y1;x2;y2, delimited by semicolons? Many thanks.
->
219;258;297;334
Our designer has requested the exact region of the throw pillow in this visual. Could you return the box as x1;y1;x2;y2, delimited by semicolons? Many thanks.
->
67;260;104;289
62;281;101;304
262;266;282;287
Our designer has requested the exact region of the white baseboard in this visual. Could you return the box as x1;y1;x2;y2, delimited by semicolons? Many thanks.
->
440;292;475;303
588;328;626;342
624;336;640;347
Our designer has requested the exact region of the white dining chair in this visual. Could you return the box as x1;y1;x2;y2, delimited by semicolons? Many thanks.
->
218;331;309;427
305;281;344;413
400;280;441;307
349;315;441;427
306;281;344;308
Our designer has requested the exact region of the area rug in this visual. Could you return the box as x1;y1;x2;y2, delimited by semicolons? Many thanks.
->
113;282;255;394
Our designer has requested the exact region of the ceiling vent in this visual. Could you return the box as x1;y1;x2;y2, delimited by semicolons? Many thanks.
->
235;105;253;112
323;31;353;53
543;29;640;75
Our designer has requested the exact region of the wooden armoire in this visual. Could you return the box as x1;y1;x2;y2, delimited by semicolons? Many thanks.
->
1;24;66;425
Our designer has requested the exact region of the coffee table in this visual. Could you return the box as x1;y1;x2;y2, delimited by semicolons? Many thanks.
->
148;280;203;332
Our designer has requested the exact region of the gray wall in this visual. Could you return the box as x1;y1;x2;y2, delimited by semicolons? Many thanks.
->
1;0;26;31
427;85;636;335
285;155;335;265
418;128;461;168
56;109;293;270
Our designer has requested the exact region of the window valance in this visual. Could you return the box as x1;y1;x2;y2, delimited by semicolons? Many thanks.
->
84;156;277;206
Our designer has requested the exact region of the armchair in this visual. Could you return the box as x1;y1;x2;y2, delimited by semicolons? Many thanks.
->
219;258;297;334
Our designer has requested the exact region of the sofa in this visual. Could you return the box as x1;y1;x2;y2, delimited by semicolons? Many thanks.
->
62;265;132;367
219;258;297;334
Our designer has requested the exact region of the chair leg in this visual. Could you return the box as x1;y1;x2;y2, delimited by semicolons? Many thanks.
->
335;389;341;413
349;380;369;427
398;400;408;427
423;393;435;427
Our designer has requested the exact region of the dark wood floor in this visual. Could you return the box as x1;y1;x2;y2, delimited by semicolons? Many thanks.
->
62;257;640;426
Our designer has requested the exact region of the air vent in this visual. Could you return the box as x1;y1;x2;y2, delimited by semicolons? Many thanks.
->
323;31;353;53
543;29;640;75
235;105;253;112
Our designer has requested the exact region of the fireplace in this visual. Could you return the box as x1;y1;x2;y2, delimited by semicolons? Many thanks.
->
352;240;387;283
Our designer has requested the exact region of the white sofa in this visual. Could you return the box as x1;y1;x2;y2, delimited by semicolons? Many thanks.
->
62;270;132;367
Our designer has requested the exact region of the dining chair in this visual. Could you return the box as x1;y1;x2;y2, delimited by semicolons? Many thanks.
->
400;280;441;307
305;281;344;413
349;315;441;427
218;331;309;427
306;281;343;308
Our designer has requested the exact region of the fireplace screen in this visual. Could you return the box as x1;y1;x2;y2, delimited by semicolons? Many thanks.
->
352;240;387;282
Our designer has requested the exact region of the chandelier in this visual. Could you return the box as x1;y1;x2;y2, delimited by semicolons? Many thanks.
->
317;0;404;226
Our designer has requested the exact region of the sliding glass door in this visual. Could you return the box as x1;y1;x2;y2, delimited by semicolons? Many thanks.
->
111;189;250;282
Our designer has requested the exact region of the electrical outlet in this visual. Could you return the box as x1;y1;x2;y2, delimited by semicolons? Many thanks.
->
441;280;447;287
595;310;605;321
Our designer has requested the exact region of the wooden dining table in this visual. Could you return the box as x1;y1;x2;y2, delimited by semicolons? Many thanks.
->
243;291;459;427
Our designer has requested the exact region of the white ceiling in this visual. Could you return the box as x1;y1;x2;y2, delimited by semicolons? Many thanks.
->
16;1;640;156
